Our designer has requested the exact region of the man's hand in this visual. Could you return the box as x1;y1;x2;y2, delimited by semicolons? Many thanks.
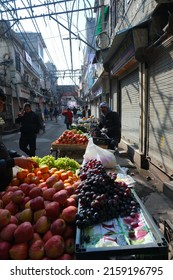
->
14;157;39;171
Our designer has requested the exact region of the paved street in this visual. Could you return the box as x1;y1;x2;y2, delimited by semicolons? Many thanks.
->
2;117;66;158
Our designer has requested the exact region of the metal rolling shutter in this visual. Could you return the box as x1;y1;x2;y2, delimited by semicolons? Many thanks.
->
121;70;139;147
148;38;173;175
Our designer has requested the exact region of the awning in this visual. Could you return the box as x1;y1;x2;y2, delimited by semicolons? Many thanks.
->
103;18;151;66
95;6;109;35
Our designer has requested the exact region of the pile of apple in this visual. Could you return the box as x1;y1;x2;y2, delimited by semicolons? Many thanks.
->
0;166;80;260
53;130;88;145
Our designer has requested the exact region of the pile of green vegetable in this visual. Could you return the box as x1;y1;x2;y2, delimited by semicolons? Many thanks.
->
32;155;80;172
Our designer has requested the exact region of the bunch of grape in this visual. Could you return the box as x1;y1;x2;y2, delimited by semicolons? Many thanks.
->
75;159;140;228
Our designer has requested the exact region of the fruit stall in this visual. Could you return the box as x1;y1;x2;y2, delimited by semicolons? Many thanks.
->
0;152;169;260
50;129;89;161
74;159;168;260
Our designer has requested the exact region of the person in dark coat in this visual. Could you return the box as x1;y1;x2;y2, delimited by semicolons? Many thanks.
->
0;89;38;191
97;102;121;150
15;103;41;156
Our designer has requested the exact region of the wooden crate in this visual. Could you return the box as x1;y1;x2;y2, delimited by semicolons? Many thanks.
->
51;143;87;162
51;143;87;151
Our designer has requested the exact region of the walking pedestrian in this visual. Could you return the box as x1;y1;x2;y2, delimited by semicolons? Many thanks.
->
15;102;42;156
44;106;49;121
53;107;59;122
0;89;38;191
62;108;73;129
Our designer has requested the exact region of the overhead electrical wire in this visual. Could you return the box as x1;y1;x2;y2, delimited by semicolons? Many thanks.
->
0;0;97;85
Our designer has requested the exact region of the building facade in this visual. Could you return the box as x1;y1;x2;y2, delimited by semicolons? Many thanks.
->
0;20;57;130
86;0;173;177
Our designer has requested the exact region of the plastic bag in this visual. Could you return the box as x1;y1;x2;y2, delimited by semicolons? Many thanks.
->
83;138;117;168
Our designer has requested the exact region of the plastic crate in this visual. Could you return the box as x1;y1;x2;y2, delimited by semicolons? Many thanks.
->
75;191;168;260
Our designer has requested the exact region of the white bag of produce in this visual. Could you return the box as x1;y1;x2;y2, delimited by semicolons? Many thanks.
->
83;138;117;168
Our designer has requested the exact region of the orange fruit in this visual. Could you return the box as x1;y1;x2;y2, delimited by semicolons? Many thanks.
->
36;170;43;179
66;170;73;177
61;172;68;181
39;165;49;174
16;169;29;180
64;178;73;184
49;167;58;174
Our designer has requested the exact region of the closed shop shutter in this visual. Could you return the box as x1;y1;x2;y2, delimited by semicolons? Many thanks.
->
111;79;118;111
120;70;139;147
148;37;173;175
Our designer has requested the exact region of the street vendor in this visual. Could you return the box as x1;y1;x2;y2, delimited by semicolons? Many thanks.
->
0;88;38;191
97;102;121;152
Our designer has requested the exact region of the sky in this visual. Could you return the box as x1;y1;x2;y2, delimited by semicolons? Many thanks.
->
0;0;96;85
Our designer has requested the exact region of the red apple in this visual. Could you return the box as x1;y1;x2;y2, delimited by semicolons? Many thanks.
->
0;209;11;229
34;216;50;234
9;242;28;260
50;218;66;235
61;206;77;223
42;230;53;243
29;187;43;199
19;183;30;195
2;191;13;206
19;208;33;222
46;175;59;188
5;201;18;215
14;222;34;243
0;241;11;259
52;189;68;206
11;190;24;204
33;209;46;222
52;180;64;192
38;182;47;189
6;186;19;192
10;215;18;225
65;185;75;196
19;196;30;210
57;253;72;260
30;196;45;211
0;199;3;209
45;201;61;219
29;240;45;260
44;235;65;259
63;224;75;239
66;197;77;207
29;232;42;245
0;223;18;242
43;188;56;201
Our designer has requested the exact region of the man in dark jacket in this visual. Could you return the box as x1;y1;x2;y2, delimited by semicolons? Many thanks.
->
15;103;41;156
0;89;38;191
98;102;121;150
